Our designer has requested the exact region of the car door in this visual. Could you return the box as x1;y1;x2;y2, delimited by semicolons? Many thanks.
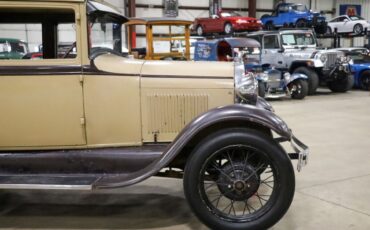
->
0;3;85;149
261;34;284;69
331;16;347;33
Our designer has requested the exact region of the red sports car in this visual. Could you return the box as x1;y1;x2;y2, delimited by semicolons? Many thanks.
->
193;11;262;36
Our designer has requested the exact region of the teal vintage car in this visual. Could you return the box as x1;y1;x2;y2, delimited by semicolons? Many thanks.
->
0;38;29;59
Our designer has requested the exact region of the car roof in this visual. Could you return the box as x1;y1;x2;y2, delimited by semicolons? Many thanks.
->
126;17;192;26
0;38;25;43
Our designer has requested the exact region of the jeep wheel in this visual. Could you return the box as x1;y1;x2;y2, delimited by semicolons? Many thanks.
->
265;22;274;30
327;74;354;93
353;24;363;35
360;70;370;90
293;67;319;95
197;25;204;36
184;128;295;230
289;79;308;99
224;23;233;35
296;19;307;28
258;81;266;98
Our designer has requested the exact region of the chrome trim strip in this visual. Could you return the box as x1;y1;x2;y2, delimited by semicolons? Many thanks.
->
0;184;92;190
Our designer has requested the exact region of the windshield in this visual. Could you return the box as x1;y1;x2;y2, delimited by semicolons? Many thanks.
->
292;4;307;12
349;15;364;21
221;12;241;17
281;33;316;47
88;15;122;55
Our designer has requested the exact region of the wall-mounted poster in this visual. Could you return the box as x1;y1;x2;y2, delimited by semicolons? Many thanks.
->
164;0;178;17
339;4;361;16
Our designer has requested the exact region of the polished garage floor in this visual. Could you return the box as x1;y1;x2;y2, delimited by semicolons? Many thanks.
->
0;89;370;230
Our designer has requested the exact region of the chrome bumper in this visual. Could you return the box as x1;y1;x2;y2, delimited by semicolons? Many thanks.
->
290;135;309;172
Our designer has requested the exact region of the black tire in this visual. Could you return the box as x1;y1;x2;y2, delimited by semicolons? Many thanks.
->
265;22;274;30
293;67;319;95
183;128;295;230
224;23;233;35
353;23;363;35
289;79;308;99
327;74;354;93
258;81;266;98
296;19;307;28
196;25;204;36
360;70;370;90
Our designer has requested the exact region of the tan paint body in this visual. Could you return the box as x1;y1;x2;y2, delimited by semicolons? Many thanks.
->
0;1;235;150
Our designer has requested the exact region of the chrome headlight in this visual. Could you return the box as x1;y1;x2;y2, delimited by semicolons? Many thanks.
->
284;72;291;81
319;54;327;63
235;62;258;104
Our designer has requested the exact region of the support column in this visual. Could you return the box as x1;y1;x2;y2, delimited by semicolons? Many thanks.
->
128;0;136;49
248;0;256;18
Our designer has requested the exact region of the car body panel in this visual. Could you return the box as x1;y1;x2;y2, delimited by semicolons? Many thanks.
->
95;102;292;189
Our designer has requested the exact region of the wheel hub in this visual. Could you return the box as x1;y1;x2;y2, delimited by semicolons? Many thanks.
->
217;162;260;201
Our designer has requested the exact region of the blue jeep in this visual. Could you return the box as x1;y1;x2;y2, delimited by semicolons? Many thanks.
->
261;3;327;34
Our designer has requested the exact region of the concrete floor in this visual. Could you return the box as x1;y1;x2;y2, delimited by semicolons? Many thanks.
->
0;89;370;230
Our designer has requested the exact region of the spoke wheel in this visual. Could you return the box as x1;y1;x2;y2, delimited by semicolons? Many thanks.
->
184;128;295;230
200;145;276;221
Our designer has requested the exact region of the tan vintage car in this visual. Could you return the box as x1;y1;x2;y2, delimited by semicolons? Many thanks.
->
0;0;309;229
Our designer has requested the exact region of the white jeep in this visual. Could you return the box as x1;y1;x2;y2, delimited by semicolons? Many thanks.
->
247;30;354;94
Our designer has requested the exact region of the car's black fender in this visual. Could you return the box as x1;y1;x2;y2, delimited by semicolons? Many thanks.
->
96;103;292;189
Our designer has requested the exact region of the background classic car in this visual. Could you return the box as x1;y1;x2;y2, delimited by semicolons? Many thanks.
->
327;15;370;35
0;0;309;230
338;48;370;90
261;3;327;34
193;11;262;36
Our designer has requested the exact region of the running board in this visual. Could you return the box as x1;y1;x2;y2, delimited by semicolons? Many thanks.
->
0;175;100;190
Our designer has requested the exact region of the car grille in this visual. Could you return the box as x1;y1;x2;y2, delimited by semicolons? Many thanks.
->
324;53;338;70
266;70;282;89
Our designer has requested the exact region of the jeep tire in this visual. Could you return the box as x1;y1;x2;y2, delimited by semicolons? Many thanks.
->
265;21;274;30
296;19;307;28
183;128;295;230
328;74;354;93
293;67;319;95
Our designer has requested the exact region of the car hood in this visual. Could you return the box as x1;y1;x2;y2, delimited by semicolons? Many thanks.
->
283;48;317;59
92;54;235;84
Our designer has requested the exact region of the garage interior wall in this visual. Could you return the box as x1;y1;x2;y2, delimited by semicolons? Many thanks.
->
1;0;370;51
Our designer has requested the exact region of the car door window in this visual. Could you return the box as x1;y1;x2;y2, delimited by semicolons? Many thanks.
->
264;35;280;49
0;8;76;60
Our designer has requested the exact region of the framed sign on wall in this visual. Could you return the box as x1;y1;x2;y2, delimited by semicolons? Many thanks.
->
339;4;361;16
164;0;179;17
